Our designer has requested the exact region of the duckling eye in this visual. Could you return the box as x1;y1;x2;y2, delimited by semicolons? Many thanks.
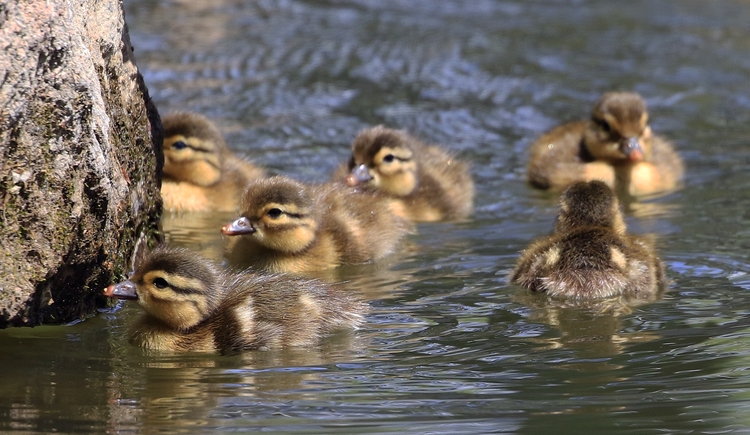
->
267;208;283;219
382;154;395;163
596;119;611;133
153;277;169;289
172;141;188;150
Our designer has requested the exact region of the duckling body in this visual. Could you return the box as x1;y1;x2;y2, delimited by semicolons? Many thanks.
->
161;112;265;212
103;245;366;353
222;175;411;274
339;125;474;222
508;180;665;300
527;92;683;196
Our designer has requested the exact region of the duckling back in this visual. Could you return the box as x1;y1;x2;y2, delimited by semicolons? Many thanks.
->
508;181;665;300
343;126;474;222
210;271;367;351
105;245;367;353
222;176;411;274
553;178;626;235
318;181;413;264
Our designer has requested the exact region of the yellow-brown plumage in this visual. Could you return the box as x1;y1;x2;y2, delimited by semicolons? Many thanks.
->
161;112;265;212
103;245;367;353
337;125;474;222
222;175;411;274
527;92;683;196
508;180;666;300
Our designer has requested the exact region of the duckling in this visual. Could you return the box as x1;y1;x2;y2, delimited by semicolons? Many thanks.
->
338;125;474;222
161;112;266;212
103;245;367;353
508;180;666;300
222;175;411;274
527;92;683;197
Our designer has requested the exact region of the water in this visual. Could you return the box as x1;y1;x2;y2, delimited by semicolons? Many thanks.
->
3;0;750;433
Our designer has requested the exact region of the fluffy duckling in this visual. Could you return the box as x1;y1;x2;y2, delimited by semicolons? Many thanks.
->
161;112;265;212
527;92;683;196
103;245;367;353
222;175;411;274
508;180;666;300
338;125;474;222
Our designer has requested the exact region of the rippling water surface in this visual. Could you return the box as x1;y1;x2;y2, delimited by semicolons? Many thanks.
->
3;0;750;433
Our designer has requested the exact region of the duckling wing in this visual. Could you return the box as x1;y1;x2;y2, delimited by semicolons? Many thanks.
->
527;121;590;190
211;273;367;352
416;145;474;220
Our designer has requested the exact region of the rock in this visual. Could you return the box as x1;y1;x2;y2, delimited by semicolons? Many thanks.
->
0;0;162;327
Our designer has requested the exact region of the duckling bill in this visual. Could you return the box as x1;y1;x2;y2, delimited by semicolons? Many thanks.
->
508;180;666;300
337;125;474;222
104;245;367;353
526;92;683;197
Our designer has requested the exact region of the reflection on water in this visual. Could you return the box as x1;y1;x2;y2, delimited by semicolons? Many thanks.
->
160;210;235;262
3;0;750;433
513;290;661;363
105;338;368;434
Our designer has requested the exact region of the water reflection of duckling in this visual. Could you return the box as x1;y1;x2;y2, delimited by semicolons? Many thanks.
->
338;125;474;222
103;245;367;353
508;180;666;300
222;175;411;274
161;112;265;212
527;92;683;197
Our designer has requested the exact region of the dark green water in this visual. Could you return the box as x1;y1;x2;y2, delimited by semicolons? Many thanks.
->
3;0;750;433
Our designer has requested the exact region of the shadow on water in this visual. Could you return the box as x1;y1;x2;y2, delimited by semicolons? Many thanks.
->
4;0;750;433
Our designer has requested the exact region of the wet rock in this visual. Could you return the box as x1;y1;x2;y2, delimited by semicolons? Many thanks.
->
0;0;163;327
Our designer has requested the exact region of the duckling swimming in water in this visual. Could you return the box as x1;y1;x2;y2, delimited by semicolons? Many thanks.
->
103;245;367;353
508;180;666;300
527;92;683;197
222;175;411;274
161;112;265;212
338;125;474;222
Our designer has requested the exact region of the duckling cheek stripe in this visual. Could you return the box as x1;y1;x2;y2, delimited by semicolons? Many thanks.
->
169;279;207;295
144;272;206;296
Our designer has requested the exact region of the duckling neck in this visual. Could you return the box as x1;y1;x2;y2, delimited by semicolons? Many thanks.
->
129;315;215;352
164;158;224;186
275;232;341;272
578;139;597;163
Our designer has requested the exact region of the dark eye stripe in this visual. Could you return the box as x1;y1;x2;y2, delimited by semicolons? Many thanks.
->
144;267;207;296
146;278;204;296
266;209;304;219
166;139;214;154
373;156;408;167
384;155;410;163
169;284;205;295
184;144;214;153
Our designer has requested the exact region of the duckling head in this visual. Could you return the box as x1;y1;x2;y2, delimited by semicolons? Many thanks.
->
554;180;626;235
104;246;223;331
345;126;418;197
221;176;319;253
162;112;229;186
583;92;653;163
